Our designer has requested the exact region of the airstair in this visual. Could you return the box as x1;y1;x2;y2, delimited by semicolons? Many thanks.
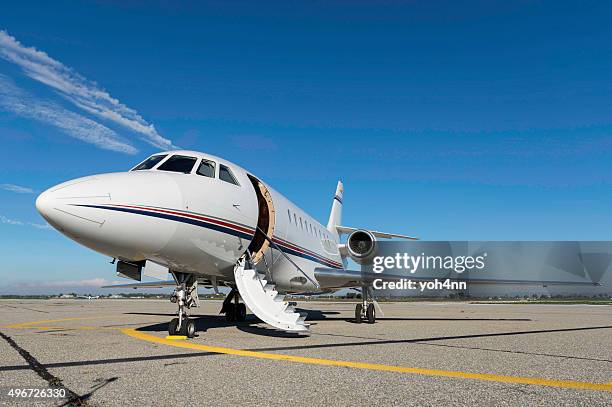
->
234;259;309;332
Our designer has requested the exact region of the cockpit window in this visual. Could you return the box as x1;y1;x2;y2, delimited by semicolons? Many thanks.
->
132;154;167;171
219;164;240;185
157;155;197;174
196;159;216;178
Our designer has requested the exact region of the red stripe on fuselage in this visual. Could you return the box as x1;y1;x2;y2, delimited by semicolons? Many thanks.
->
109;204;254;234
110;204;343;269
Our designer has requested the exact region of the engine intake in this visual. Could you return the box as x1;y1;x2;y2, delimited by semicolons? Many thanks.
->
347;230;377;264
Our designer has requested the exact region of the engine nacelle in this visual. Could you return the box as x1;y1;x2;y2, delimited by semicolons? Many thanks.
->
347;229;377;265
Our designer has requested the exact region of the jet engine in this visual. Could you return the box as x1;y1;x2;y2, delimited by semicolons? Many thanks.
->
346;229;377;264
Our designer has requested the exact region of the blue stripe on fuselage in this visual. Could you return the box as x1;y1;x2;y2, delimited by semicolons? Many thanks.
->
73;204;342;269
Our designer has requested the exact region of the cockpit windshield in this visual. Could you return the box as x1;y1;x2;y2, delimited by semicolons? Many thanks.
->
157;155;198;174
132;154;167;171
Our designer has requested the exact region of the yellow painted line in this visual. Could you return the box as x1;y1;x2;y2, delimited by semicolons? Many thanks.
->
166;335;187;340
122;328;612;392
3;315;116;329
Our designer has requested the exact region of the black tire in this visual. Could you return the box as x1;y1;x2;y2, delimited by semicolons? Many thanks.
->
185;319;196;338
225;303;236;322
366;303;376;324
178;318;189;336
168;318;179;335
355;304;362;323
236;303;247;322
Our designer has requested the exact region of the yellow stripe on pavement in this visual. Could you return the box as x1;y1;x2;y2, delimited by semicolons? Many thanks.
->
121;328;612;392
3;315;116;329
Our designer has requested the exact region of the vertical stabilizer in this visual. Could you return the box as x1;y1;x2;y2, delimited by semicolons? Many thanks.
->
327;181;343;235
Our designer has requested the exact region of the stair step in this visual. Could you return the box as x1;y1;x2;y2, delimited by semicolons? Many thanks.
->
234;263;309;333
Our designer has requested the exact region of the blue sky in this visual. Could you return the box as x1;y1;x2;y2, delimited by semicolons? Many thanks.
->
2;1;612;293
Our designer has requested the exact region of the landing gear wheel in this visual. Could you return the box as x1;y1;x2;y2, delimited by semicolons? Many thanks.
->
355;304;362;323
366;303;376;324
225;303;236;322
185;319;196;338
236;303;247;322
168;318;179;335
178;318;189;336
169;273;199;339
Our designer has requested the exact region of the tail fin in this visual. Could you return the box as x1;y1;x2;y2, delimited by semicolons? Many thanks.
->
326;181;343;235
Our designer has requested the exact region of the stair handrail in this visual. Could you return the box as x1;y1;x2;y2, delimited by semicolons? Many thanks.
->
240;252;267;291
253;226;320;290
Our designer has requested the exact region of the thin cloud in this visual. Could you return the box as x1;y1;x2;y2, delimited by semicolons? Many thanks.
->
0;75;137;154
29;222;53;230
15;278;110;289
0;29;174;150
0;215;23;226
1;183;35;194
1;214;52;230
0;278;110;295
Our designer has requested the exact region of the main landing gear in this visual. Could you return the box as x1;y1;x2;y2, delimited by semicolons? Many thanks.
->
220;288;247;322
168;273;199;338
355;286;376;324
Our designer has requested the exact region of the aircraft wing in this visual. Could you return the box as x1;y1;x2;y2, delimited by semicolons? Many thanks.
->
336;225;419;240
101;280;178;289
101;277;223;289
314;268;602;290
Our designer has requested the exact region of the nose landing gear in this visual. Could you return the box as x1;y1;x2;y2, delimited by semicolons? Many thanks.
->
168;273;199;338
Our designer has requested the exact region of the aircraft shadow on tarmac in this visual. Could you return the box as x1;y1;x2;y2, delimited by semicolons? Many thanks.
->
126;309;532;338
126;309;531;323
132;314;306;338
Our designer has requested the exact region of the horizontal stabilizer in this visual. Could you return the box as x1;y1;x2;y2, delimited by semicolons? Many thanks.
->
336;226;419;240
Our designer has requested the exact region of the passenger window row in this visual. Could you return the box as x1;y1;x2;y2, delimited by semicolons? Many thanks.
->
287;208;329;240
132;154;239;186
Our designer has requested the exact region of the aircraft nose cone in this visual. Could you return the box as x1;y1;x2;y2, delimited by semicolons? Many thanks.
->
34;172;182;259
34;176;100;232
35;187;55;220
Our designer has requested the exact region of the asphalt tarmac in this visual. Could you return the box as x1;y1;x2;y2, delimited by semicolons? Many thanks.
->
0;299;610;406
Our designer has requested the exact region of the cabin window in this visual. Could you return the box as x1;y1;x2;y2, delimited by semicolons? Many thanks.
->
132;154;167;171
287;209;292;223
299;217;303;229
196;159;216;178
219;164;240;185
157;155;197;173
293;213;297;226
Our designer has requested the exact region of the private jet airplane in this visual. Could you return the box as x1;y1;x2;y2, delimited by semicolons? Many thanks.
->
35;150;598;338
35;150;417;337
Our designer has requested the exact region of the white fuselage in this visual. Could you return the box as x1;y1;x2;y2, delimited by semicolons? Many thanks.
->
35;150;344;293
